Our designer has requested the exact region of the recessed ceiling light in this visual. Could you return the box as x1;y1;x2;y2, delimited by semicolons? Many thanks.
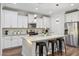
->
56;4;59;6
35;8;38;10
70;4;74;6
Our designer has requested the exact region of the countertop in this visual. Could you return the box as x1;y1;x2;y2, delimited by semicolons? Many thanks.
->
22;35;66;42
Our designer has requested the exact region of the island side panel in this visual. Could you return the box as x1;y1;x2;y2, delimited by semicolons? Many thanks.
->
22;38;32;56
32;41;36;56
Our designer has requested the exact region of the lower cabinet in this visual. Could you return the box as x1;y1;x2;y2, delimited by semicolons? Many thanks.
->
2;36;22;49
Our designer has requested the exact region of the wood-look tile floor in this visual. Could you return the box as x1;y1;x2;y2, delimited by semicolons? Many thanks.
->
2;46;79;56
2;46;22;56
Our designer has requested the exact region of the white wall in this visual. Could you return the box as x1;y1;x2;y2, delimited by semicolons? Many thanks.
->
0;3;2;56
50;12;65;35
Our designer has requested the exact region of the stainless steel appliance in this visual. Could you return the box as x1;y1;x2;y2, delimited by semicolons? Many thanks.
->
65;22;79;47
28;23;36;28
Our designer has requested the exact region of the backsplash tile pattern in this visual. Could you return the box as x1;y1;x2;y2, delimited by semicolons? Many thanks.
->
2;28;47;36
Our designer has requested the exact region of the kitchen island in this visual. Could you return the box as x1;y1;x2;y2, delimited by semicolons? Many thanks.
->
21;35;66;56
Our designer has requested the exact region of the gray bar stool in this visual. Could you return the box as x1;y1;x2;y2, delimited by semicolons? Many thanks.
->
35;42;48;56
56;38;66;55
48;39;57;56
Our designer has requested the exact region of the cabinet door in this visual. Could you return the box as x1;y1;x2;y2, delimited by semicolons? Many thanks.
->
71;11;79;22
3;37;12;49
28;14;35;23
65;11;79;22
45;17;50;28
1;11;5;28
65;13;72;22
22;16;28;28
17;37;22;46
17;15;23;28
12;36;22;47
1;38;5;49
43;17;50;28
4;10;17;28
37;18;43;28
11;36;19;47
11;12;17;27
4;10;12;27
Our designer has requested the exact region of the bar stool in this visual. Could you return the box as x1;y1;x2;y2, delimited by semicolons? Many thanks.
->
48;39;57;56
35;42;48;56
56;38;66;55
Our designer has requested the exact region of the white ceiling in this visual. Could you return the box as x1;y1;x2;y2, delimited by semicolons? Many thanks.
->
2;3;79;16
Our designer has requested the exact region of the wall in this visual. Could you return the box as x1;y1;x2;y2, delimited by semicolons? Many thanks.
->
0;3;2;56
50;12;65;35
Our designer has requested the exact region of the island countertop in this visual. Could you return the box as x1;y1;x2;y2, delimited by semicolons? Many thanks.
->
23;35;66;42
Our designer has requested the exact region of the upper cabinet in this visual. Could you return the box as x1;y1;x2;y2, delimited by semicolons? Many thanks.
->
17;15;23;28
28;14;50;28
2;10;28;28
2;10;18;28
36;17;43;28
65;11;79;22
22;16;28;28
28;14;35;23
1;10;5;27
43;16;50;28
17;15;28;28
1;10;50;28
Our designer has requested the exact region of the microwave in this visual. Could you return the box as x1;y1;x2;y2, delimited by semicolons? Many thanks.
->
28;23;36;28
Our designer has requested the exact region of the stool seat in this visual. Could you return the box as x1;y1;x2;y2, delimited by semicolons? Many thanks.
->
36;42;46;46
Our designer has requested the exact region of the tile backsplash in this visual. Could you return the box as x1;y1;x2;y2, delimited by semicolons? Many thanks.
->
2;28;47;36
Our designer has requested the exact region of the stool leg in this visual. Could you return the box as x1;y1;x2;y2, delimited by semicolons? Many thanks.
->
51;42;54;56
35;45;37;56
39;45;43;56
45;45;48;56
59;40;63;55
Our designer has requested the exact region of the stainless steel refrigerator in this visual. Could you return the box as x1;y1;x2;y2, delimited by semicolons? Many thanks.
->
64;22;79;47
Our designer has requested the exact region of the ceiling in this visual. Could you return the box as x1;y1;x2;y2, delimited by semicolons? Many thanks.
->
2;3;79;16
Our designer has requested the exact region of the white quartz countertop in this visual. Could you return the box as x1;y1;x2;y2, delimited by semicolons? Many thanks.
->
22;35;66;42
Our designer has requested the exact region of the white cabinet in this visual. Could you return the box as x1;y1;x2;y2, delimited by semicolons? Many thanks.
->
65;11;79;22
22;16;28;28
1;36;22;49
1;11;5;27
2;10;18;28
43;16;50;28
34;16;50;28
2;37;11;49
4;10;12;27
17;37;22;46
17;15;28;28
65;13;72;22
36;18;43;28
71;11;79;22
28;14;35;23
17;15;23;28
